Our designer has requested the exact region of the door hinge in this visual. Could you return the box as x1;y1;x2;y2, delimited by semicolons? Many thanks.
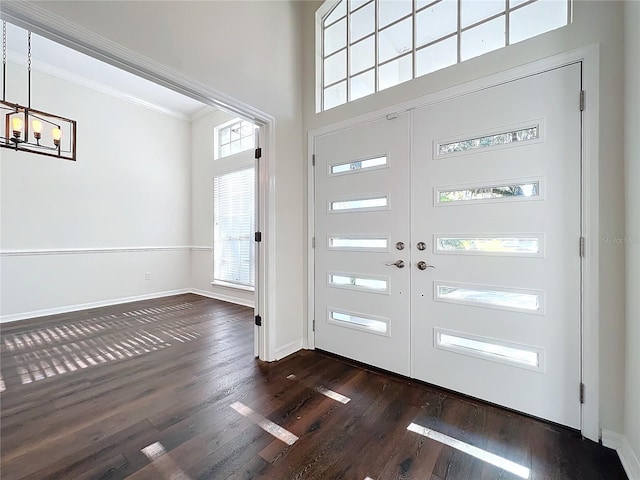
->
579;236;585;257
255;147;262;159
255;231;262;242
580;90;585;111
312;154;316;167
580;382;585;404
312;236;315;248
255;315;262;327
312;319;315;332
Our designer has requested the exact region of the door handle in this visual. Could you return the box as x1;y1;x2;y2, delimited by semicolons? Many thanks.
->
417;261;436;270
385;260;405;268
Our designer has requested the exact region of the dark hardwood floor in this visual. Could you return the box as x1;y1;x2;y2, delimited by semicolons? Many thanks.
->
0;294;626;479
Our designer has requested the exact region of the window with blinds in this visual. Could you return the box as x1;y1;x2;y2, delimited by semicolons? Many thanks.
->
213;167;255;289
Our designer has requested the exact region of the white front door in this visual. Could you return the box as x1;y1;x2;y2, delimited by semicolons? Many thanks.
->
314;114;411;375
411;63;582;428
313;64;582;428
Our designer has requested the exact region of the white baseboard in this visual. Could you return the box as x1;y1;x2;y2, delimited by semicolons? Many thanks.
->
621;437;640;480
0;289;191;324
275;339;303;360
602;430;624;450
190;288;254;308
602;430;640;480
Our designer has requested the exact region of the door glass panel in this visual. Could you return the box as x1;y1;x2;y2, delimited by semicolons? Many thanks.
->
436;180;540;204
461;16;506;61
461;0;505;28
328;273;389;293
331;155;387;174
435;282;543;313
435;235;543;256
379;18;413;63
378;0;412;28
329;310;388;334
350;36;375;74
438;126;539;155
379;53;412;91
324;18;347;55
324;49;347;86
509;0;569;45
328;236;389;250
435;329;542;369
416;36;457;77
416;0;458;47
351;1;375;43
330;196;388;211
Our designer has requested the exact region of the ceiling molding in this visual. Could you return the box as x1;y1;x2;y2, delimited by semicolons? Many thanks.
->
0;2;271;124
190;105;221;122
5;51;190;120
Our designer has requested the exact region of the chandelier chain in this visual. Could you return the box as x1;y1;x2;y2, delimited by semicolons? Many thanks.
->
2;21;6;102
27;31;31;107
2;21;6;66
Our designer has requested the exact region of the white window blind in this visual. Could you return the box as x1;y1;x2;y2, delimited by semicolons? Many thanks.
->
213;167;255;288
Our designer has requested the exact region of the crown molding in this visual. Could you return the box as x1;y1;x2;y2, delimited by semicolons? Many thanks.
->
5;52;190;120
0;1;271;124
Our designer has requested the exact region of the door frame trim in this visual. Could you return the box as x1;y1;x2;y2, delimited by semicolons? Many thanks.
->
0;2;279;362
307;45;600;441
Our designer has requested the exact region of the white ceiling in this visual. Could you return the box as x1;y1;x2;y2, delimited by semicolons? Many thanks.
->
3;22;206;117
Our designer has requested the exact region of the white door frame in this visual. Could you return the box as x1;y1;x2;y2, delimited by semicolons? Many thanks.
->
1;2;278;362
308;45;600;441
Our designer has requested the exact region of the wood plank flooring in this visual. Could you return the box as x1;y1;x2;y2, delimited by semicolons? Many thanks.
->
0;294;627;479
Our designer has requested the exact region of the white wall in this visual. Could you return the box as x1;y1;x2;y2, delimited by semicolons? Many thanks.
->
0;61;191;318
190;108;255;307
26;0;306;355
302;0;626;435
624;0;640;473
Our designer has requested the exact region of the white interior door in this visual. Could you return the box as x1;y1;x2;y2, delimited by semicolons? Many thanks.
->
411;64;582;427
312;64;582;428
314;114;411;375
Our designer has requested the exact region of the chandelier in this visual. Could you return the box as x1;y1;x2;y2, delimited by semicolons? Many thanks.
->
1;21;76;161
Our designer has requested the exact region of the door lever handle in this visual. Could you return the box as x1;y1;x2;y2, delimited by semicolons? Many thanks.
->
417;261;436;270
385;260;405;268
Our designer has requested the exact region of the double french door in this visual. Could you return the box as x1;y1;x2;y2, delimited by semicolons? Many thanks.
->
313;64;582;428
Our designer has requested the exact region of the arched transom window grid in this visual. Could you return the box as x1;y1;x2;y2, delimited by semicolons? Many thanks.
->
320;0;571;111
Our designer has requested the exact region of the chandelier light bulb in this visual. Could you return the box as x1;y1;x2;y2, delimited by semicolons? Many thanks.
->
32;119;43;140
11;117;23;138
52;127;62;146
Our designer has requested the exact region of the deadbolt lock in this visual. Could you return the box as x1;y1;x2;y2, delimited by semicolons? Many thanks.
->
395;241;405;250
417;242;427;251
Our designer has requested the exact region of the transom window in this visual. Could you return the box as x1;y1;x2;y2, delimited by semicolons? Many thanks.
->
318;0;570;111
214;118;255;159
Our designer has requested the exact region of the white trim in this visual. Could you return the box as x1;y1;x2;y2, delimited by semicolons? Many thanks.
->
5;53;190;120
0;246;193;257
0;2;277;362
190;288;254;308
620;437;640;480
602;431;640;480
275;339;304;360
602;430;623;450
190;105;219;122
0;288;191;323
308;45;601;440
